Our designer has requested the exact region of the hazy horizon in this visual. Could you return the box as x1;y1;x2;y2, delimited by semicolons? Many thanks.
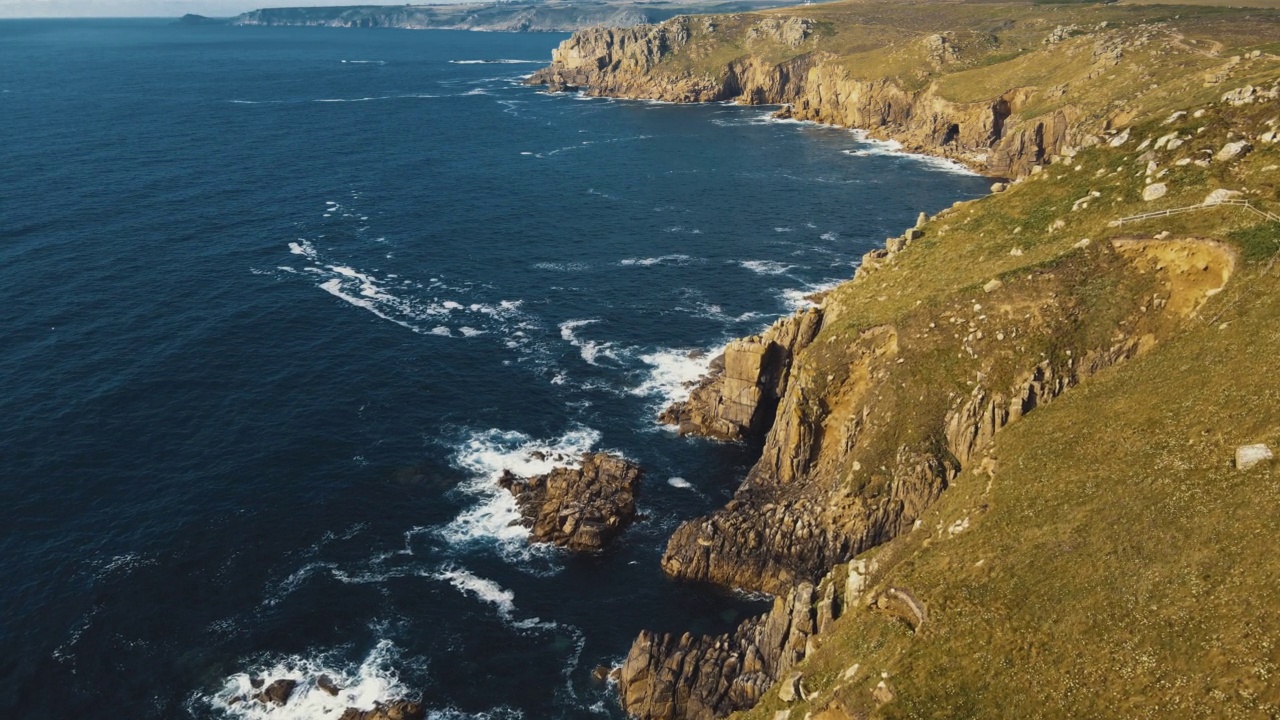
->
0;0;474;18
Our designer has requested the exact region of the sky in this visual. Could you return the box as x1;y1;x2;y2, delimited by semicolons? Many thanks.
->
0;0;470;18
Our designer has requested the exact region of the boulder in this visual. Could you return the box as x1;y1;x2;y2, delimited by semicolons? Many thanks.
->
1236;444;1274;470
499;453;642;551
1203;189;1243;205
778;672;804;703
1215;140;1252;162
1142;183;1168;202
983;279;1004;293
256;679;297;706
317;674;341;696
990;182;1008;193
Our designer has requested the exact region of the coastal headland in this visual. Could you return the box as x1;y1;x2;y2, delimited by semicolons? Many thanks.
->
527;2;1280;717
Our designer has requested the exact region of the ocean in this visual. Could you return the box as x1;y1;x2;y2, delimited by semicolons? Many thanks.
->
0;19;989;719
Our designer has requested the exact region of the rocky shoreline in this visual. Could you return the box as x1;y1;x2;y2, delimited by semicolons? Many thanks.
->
517;10;1271;717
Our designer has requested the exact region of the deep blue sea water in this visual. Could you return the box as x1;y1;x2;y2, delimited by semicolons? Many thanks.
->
0;19;989;719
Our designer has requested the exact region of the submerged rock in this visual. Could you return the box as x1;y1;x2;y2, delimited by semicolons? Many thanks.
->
500;452;642;550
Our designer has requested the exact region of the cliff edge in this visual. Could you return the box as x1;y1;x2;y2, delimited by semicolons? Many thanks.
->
529;2;1280;718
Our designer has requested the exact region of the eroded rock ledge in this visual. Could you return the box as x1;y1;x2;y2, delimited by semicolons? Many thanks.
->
500;452;642;551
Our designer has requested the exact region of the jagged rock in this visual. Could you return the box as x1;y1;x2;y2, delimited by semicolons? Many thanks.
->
499;453;641;550
256;679;297;706
1108;128;1131;147
1236;444;1274;470
778;671;804;702
1142;183;1168;202
991;182;1008;193
924;33;959;64
1044;25;1080;44
983;279;1003;293
317;674;341;696
339;701;426;720
1215;140;1253;162
618;580;832;720
661;309;822;442
746;17;814;48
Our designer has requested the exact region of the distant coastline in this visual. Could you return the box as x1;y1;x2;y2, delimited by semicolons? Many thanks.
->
184;0;817;33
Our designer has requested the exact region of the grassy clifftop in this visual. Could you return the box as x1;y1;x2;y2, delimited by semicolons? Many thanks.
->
532;2;1280;717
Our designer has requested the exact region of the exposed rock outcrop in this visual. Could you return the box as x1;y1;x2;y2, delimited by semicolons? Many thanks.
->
661;308;822;442
499;453;642;551
618;579;835;720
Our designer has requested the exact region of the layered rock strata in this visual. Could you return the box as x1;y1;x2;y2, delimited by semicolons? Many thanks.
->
500;452;642;551
661;308;821;442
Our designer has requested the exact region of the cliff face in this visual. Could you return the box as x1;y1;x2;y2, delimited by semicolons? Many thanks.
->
530;16;1105;177
661;308;821;442
618;236;1237;718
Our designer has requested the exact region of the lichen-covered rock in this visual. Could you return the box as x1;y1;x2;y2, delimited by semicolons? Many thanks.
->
499;453;642;550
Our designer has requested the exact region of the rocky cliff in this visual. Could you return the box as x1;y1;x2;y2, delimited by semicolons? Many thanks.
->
529;13;1178;177
522;5;1280;717
616;232;1238;717
660;307;821;442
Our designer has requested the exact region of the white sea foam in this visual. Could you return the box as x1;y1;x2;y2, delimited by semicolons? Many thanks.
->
341;59;387;65
632;348;714;409
820;232;839;242
459;327;485;337
314;96;390;103
449;59;542;64
846;129;979;175
532;261;589;271
558;319;619;366
435;567;517;617
667;477;693;489
439;426;601;557
738;260;794;275
774;227;794;233
619;254;695;267
781;279;844;311
197;640;414;720
464;88;490;96
693;303;764;324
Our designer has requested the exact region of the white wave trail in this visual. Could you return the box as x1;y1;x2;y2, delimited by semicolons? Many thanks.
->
558;319;620;366
435;566;516;617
